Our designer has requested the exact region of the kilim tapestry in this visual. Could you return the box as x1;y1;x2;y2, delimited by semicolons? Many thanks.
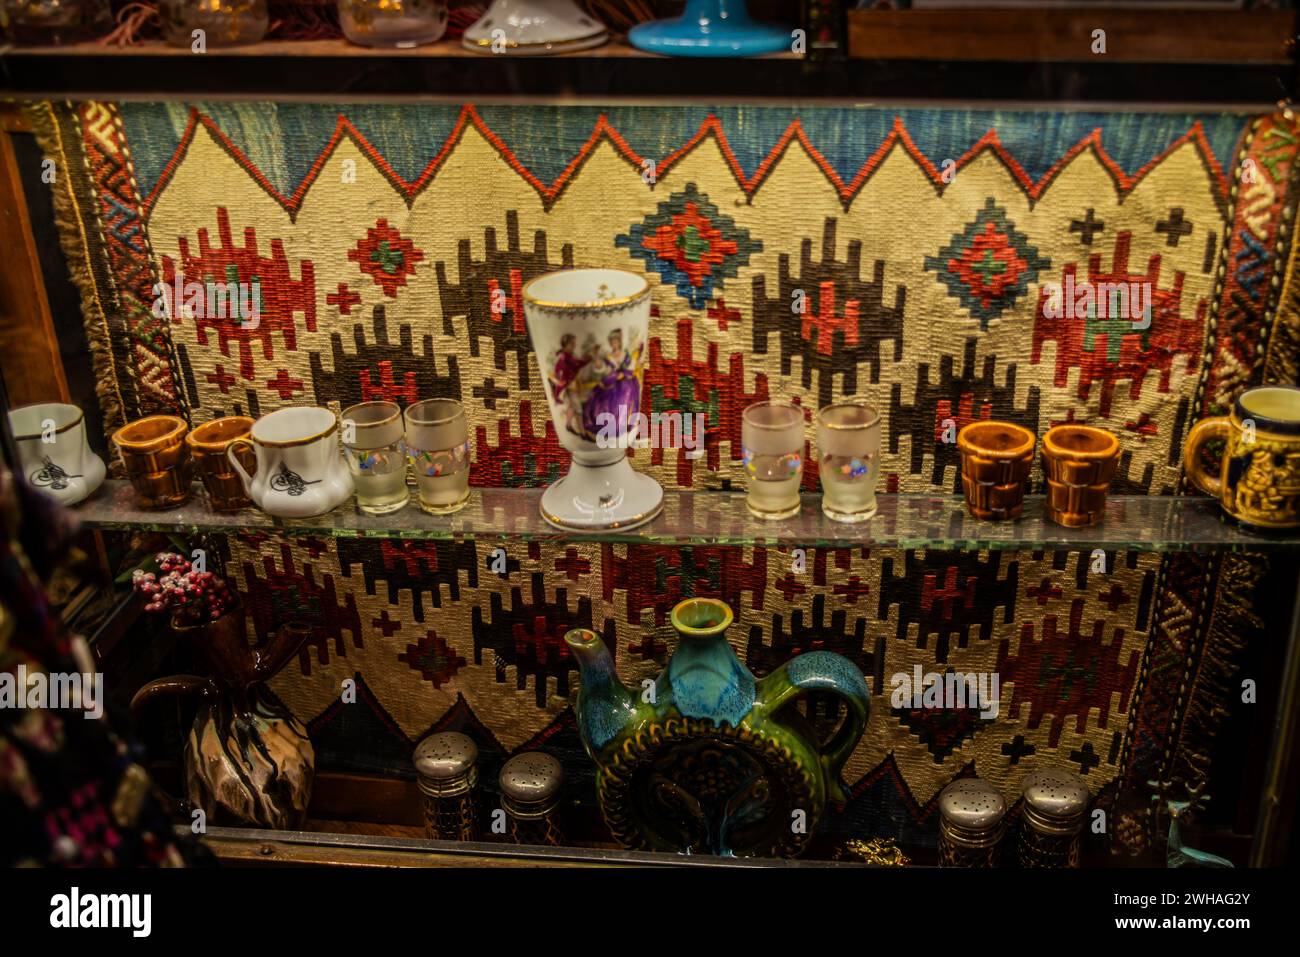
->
28;101;1300;854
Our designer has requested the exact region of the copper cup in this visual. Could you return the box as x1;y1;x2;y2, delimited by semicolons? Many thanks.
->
1041;424;1120;528
186;416;255;511
956;421;1036;521
111;415;192;509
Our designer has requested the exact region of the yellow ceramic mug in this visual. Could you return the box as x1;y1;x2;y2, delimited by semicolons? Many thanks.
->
1183;385;1300;529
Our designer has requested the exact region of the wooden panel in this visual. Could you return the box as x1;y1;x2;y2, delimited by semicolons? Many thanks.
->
1;37;798;60
0;103;31;133
307;772;424;826
198;830;624;868
5;38;644;59
0;114;69;406
191;824;849;868
2;38;1288;102
848;9;1295;63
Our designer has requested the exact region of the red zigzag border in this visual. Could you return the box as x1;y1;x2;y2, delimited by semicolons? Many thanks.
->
144;106;1231;221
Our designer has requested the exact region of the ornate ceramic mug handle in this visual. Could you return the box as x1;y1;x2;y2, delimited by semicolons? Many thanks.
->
759;653;870;804
226;438;257;493
1182;417;1231;499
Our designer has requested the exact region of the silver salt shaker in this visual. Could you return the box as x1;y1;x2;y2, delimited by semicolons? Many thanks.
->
937;777;1007;867
499;751;565;847
1018;768;1089;868
413;732;479;841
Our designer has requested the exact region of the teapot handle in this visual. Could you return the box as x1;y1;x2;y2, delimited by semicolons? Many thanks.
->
760;653;870;804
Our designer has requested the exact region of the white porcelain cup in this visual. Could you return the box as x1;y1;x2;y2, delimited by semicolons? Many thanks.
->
227;406;353;518
7;402;106;506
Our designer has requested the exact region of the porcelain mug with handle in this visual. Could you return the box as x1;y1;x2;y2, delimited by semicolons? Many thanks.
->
227;406;353;518
7;402;107;506
1183;384;1300;530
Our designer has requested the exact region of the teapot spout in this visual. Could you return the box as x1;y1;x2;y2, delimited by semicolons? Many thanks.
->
565;628;636;756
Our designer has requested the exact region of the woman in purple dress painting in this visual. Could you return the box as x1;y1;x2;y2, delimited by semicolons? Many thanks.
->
581;328;642;442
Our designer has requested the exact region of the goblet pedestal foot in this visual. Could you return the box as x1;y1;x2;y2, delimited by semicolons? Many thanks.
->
539;457;663;531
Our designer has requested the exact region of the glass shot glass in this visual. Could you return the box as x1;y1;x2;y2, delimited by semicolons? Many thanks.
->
816;399;882;523
158;0;268;47
341;400;410;515
337;0;448;48
741;400;805;521
405;398;470;515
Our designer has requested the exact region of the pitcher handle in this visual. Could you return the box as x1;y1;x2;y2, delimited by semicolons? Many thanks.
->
758;652;870;804
226;438;256;493
129;674;214;719
128;676;215;817
1183;417;1231;498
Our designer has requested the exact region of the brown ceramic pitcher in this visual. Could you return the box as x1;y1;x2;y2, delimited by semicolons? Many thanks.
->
957;421;1036;520
130;605;315;829
1041;424;1120;527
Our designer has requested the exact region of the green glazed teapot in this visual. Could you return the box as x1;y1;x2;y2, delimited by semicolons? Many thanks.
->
566;597;870;857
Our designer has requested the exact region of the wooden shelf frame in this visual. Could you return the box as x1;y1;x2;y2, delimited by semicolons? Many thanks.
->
847;7;1296;64
1;30;1293;103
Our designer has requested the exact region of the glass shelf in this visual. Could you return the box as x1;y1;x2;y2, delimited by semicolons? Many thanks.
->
71;480;1300;552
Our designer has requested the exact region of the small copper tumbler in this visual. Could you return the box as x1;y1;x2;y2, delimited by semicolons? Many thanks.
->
956;421;1036;521
112;415;192;509
1041;425;1119;528
186;416;255;511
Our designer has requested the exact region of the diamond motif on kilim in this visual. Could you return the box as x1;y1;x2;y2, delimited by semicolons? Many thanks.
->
893;700;983;762
617;183;760;309
348;219;425;297
399;630;467;689
924;197;1050;327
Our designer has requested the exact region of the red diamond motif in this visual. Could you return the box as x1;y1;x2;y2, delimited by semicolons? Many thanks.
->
348;219;424;298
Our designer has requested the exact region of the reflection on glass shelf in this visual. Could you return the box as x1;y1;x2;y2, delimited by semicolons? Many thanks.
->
68;480;1300;551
